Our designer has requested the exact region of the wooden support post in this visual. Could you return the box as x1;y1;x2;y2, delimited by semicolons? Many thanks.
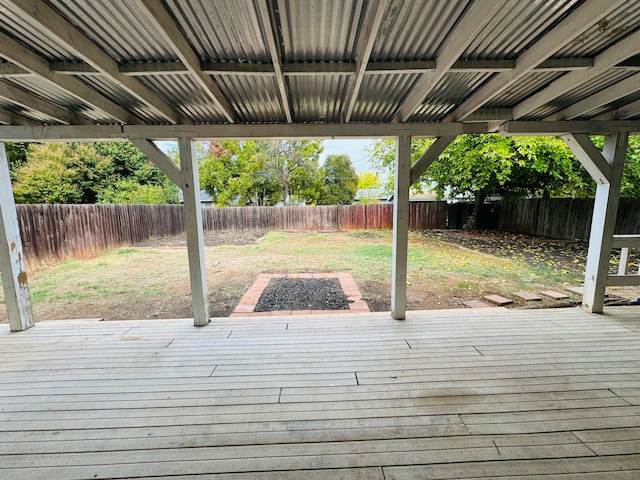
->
566;133;628;313
178;138;210;326
391;135;411;320
0;142;34;331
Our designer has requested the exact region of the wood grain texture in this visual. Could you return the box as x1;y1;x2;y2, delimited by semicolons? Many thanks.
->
1;307;640;478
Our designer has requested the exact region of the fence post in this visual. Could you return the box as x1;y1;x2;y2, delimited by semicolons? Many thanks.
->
0;142;34;331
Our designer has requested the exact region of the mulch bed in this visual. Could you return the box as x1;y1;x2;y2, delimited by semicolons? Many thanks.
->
254;278;349;312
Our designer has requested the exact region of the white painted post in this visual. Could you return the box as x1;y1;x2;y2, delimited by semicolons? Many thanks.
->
582;132;628;313
391;135;411;320
178;138;210;326
0;142;34;331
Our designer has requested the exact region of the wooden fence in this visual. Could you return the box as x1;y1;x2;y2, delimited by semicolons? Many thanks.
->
16;202;449;267
494;198;640;241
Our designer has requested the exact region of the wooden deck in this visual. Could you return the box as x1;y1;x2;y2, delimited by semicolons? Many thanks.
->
2;306;640;479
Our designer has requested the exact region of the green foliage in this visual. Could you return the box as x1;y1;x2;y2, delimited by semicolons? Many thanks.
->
11;141;178;205
357;172;382;190
99;178;179;204
13;143;112;204
199;140;324;206
317;154;358;205
4;142;29;180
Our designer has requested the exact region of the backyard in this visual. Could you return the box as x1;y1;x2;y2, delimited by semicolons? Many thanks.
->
2;229;625;323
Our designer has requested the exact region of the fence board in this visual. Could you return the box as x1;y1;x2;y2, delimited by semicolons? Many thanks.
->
495;198;640;242
15;203;451;268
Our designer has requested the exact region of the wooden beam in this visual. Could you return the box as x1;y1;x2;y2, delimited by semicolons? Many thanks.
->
562;133;612;185
391;135;411;320
138;0;238;124
444;0;626;122
547;73;640;121
0;122;489;141
255;0;292;122
0;63;30;77
513;29;640;119
393;0;508;123
128;139;183;188
342;0;389;123
615;97;640;120
178;138;210;327
0;80;89;125
6;0;180;124
202;62;275;76
465;108;513;122
409;136;455;185
0;31;138;124
0;142;34;332
580;133;628;313
500;120;640;136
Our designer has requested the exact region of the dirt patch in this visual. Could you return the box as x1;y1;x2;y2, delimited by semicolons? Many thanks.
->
136;230;267;248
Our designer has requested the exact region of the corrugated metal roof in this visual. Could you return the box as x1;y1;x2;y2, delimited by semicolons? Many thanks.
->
216;75;285;123
410;72;493;121
351;73;421;122
371;0;470;61
0;0;76;61
287;75;349;122
139;74;226;123
462;0;581;60
46;0;177;62
486;71;564;107
556;2;640;57
164;0;270;62
276;0;363;62
0;0;638;127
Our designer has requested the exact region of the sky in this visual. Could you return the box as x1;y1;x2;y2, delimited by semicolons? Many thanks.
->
158;139;379;174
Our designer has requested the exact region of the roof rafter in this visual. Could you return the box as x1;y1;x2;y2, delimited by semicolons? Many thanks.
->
6;0;180;124
547;73;640;121
443;0;627;122
615;97;640;120
0;107;39;126
393;0;508;123
0;80;90;125
138;0;239;124
255;0;292;122
342;0;390;123
0;31;138;124
513;28;640;119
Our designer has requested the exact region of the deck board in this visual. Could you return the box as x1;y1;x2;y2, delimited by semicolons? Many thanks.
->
1;306;640;478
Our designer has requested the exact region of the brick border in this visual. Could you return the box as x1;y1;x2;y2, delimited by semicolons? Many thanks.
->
231;273;370;317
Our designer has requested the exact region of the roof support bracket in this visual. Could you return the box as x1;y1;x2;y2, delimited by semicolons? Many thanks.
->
128;138;183;189
410;135;456;185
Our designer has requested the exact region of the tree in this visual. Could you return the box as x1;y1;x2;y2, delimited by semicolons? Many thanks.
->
12;142;178;204
199;140;323;206
357;172;382;190
317;155;358;205
4;142;29;180
13;143;112;204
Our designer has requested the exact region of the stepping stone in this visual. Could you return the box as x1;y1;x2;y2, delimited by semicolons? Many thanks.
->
514;291;542;301
539;290;570;300
463;300;494;308
483;295;513;306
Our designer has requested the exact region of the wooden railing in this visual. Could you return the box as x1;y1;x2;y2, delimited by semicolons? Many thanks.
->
608;234;640;286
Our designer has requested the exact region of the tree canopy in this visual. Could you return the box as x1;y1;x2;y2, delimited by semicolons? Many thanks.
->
199;140;358;206
10;142;178;204
366;134;640;229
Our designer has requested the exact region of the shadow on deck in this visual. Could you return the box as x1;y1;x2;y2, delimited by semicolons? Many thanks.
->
1;306;640;479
